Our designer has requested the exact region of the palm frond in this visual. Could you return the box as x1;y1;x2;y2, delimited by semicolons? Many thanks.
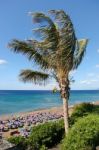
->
49;10;76;48
9;39;35;54
19;69;49;84
33;27;58;52
73;39;88;69
29;12;60;69
8;39;49;69
31;12;53;25
31;12;59;53
49;10;76;70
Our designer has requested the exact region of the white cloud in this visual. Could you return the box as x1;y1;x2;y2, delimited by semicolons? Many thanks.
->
80;79;98;85
0;59;7;65
80;80;90;84
96;64;99;68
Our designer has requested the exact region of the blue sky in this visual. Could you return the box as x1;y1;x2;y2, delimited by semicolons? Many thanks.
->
0;0;99;90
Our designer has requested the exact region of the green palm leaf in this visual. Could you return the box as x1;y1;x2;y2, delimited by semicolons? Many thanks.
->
73;39;88;69
8;39;49;69
19;69;49;84
31;12;59;53
49;10;76;51
49;10;76;70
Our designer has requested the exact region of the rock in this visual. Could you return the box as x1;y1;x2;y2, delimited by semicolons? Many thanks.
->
96;146;99;150
0;139;14;150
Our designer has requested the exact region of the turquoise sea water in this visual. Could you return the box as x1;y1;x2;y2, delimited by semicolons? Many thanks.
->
0;90;99;115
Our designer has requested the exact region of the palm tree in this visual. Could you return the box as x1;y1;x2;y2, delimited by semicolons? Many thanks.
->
9;10;88;134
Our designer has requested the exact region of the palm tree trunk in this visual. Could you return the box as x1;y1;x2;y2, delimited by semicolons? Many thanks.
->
62;97;69;134
60;77;70;134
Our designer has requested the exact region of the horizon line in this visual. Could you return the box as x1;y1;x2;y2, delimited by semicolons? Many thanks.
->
0;89;99;91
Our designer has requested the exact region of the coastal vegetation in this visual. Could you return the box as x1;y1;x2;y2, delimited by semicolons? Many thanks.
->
8;119;64;150
69;103;99;127
69;102;95;125
62;114;99;150
8;103;99;150
9;10;88;134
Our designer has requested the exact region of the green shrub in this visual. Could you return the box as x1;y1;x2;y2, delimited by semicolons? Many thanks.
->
8;136;27;150
69;103;94;125
8;136;25;145
27;119;64;149
8;119;64;150
62;114;99;150
93;105;99;114
40;145;48;150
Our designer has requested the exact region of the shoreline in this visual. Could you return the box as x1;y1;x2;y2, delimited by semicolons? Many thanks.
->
0;105;74;121
0;100;99;121
0;105;74;139
0;101;99;139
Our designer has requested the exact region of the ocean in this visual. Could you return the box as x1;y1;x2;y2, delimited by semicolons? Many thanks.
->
0;90;99;115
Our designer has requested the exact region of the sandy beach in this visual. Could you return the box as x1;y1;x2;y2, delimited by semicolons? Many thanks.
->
0;101;99;139
0;105;74;121
0;105;74;139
